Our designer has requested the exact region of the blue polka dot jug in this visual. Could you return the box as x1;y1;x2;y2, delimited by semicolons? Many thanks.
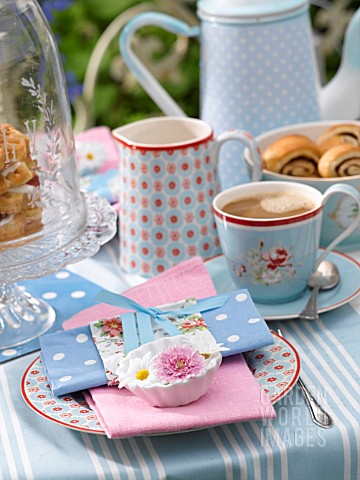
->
120;1;360;189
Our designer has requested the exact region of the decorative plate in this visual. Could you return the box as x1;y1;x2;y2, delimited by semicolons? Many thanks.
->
21;332;299;435
205;250;360;321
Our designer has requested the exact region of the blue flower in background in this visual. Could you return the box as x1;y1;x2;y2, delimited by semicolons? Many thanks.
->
65;70;83;103
39;0;83;102
40;0;74;22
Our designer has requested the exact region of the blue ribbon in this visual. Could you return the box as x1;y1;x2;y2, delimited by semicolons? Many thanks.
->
96;290;229;328
96;290;230;353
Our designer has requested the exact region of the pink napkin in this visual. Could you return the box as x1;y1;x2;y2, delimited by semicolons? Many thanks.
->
63;256;217;330
75;126;119;173
86;354;275;438
64;256;276;438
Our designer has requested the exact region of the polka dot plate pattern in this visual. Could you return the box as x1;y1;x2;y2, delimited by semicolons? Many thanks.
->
21;332;300;435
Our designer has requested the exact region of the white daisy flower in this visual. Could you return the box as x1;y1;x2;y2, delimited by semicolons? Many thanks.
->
76;141;107;175
116;351;158;388
187;330;229;359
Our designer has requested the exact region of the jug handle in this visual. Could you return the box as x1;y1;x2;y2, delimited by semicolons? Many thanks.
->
212;130;263;183
120;12;200;117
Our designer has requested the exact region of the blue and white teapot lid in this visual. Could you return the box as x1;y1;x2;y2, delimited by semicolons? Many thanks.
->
198;0;308;22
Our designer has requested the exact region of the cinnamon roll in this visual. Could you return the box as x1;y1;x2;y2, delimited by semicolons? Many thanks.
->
317;145;360;178
262;134;320;177
317;124;360;154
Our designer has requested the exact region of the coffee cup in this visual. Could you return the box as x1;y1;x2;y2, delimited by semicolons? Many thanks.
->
243;120;360;251
112;117;262;281
213;181;360;304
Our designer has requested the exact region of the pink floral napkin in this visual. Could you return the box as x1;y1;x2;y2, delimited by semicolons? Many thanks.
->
64;256;276;438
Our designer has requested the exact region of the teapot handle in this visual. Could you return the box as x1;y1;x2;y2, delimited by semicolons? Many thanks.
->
120;12;200;117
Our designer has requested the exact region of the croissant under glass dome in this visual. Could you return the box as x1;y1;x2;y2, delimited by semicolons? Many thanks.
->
0;0;87;266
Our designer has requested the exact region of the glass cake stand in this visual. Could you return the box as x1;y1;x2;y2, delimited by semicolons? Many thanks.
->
0;193;117;349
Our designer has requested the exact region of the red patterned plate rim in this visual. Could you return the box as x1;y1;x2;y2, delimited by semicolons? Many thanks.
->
267;331;300;403
21;360;105;435
21;332;300;435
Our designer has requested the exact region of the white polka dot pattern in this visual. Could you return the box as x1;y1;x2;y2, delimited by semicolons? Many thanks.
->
248;318;261;324
2;349;17;357
215;314;228;321
235;293;248;302
71;291;86;299
55;271;70;279
227;335;240;342
42;292;57;300
76;334;88;343
59;375;72;382
84;359;97;366
53;353;65;361
200;14;321;189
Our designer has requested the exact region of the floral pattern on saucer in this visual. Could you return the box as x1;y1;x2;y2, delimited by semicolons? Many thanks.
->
21;332;300;435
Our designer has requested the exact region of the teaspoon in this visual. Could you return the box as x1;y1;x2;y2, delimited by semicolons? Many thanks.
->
298;260;340;321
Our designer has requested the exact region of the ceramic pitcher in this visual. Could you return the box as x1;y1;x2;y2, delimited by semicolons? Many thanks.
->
120;0;360;189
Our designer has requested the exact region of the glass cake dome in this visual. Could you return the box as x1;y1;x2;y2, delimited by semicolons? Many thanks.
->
0;0;117;350
0;0;87;263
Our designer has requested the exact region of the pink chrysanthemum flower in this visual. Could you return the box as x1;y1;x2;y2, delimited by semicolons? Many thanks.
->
155;344;206;383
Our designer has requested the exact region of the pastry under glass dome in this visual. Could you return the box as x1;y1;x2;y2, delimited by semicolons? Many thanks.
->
0;0;117;349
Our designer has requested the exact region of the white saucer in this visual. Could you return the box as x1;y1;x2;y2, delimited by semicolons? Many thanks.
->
204;250;360;321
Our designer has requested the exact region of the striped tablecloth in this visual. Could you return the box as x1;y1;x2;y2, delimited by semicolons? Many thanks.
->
1;239;359;480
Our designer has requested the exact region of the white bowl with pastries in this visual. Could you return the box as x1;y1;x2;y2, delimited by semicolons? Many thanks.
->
244;120;360;251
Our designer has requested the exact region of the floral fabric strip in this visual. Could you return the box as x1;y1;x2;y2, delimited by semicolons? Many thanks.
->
90;298;214;385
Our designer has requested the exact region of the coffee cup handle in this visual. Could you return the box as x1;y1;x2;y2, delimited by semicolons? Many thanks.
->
212;130;262;182
316;184;360;267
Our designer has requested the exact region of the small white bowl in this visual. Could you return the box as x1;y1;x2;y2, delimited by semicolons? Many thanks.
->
117;336;222;408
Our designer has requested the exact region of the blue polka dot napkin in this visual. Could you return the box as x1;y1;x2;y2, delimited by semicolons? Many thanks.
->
0;270;101;364
39;289;273;396
202;289;274;354
39;326;107;396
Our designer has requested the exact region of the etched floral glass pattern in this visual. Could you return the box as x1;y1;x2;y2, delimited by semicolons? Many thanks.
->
0;0;87;269
0;1;117;349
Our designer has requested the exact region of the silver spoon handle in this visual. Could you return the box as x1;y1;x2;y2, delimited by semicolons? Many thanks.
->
297;377;334;429
298;285;320;320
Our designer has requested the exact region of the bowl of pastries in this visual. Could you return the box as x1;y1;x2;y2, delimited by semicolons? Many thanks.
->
244;120;360;250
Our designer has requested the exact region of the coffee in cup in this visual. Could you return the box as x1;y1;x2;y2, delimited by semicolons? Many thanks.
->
213;181;360;304
222;191;317;220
